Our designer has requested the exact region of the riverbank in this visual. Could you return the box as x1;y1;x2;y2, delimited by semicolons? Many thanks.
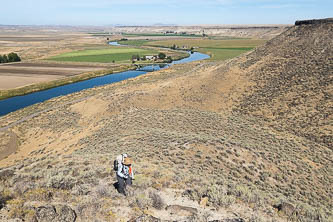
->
0;51;209;116
0;47;189;101
0;64;135;100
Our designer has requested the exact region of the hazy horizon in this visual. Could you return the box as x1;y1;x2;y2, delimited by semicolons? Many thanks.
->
0;0;332;26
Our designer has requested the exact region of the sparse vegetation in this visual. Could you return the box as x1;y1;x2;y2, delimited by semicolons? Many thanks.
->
0;21;331;221
158;52;166;59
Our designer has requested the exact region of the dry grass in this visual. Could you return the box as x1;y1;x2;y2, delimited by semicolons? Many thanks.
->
0;22;331;221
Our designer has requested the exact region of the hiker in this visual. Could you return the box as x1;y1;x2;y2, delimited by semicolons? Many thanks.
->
115;154;134;195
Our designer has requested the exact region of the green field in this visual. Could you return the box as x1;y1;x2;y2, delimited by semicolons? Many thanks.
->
118;40;150;47
47;47;158;63
142;39;266;61
48;38;265;63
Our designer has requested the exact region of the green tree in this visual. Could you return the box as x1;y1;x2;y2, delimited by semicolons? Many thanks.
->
0;55;3;63
2;55;8;63
131;54;140;61
158;52;166;59
7;52;21;62
165;56;173;63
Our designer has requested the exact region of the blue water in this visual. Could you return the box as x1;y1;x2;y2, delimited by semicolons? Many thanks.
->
108;41;123;46
172;51;210;64
0;49;209;117
137;64;168;72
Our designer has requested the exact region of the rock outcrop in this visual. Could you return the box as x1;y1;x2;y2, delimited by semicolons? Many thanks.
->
35;205;76;222
295;18;333;26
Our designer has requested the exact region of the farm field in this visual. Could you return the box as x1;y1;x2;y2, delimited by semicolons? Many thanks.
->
0;26;187;99
118;38;266;61
0;62;132;99
0;31;105;60
0;62;111;90
47;47;159;63
144;39;267;61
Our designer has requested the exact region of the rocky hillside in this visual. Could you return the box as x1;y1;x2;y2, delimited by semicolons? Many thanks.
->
0;19;332;222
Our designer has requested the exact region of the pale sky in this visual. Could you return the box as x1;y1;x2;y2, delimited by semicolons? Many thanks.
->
0;0;332;25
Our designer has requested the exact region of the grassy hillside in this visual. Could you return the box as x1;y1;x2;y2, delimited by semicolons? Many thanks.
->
0;21;332;221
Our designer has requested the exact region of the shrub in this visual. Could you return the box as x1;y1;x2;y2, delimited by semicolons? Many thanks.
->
165;56;173;63
234;185;251;202
13;181;36;196
158;52;166;59
71;184;90;196
135;193;152;210
95;181;112;198
0;53;20;63
207;184;230;207
7;52;21;62
76;195;103;220
219;195;236;208
7;198;24;219
149;191;165;210
0;55;8;63
0;193;4;209
46;174;77;190
24;188;53;201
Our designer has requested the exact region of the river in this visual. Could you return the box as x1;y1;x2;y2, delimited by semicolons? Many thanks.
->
0;44;209;117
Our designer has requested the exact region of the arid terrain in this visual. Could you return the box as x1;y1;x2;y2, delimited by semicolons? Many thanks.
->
0;20;332;221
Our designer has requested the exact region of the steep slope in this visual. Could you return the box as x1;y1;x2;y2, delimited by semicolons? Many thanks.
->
0;19;332;221
235;20;332;148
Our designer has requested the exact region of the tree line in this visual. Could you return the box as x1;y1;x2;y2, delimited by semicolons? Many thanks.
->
0;52;21;63
131;52;172;63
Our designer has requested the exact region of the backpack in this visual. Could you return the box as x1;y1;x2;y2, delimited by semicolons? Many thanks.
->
113;154;126;171
113;159;119;171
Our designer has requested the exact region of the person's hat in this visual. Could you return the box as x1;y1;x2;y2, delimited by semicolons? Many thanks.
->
123;157;132;165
